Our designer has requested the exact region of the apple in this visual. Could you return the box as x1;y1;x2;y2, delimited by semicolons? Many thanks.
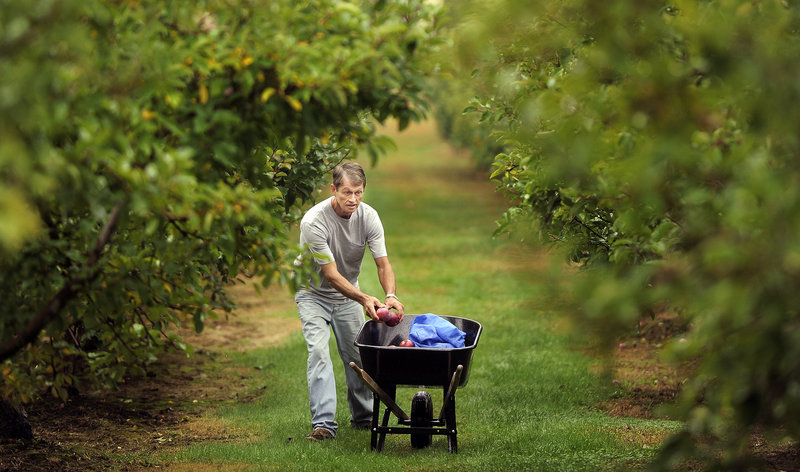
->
385;311;400;327
398;339;415;347
376;307;400;327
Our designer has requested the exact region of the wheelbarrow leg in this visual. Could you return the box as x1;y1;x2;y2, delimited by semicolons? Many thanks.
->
439;365;462;454
372;385;396;452
370;393;380;451
445;395;457;453
350;363;408;453
377;407;392;452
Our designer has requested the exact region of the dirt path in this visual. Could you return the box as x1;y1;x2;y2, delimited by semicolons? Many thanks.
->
180;280;300;352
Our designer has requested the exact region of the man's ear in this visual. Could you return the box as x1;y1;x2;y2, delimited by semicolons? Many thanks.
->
330;183;336;193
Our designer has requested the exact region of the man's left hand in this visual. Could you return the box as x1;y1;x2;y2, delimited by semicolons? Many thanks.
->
385;296;404;320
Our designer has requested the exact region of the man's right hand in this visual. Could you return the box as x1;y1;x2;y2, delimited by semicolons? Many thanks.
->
362;295;384;321
320;262;385;320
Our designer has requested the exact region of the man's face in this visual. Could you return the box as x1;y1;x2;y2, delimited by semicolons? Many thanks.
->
331;176;364;218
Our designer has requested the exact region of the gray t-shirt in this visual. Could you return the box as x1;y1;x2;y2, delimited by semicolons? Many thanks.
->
297;196;387;302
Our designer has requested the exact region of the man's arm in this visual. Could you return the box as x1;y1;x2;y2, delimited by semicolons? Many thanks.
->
319;262;384;320
375;257;404;317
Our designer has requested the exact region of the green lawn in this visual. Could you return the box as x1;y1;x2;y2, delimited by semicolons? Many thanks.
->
156;122;681;471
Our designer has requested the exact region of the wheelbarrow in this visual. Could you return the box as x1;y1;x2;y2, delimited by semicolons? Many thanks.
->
349;314;482;453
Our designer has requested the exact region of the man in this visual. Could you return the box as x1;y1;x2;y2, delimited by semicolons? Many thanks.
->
295;161;404;441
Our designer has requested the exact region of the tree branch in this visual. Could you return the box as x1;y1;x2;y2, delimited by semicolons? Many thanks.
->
570;215;612;251
0;201;124;362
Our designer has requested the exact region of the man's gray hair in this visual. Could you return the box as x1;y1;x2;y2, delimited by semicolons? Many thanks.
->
332;162;366;189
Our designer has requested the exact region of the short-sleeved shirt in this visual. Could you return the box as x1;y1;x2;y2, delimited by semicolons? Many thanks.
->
296;197;387;303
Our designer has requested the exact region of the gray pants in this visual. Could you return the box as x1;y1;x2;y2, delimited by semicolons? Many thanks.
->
296;293;373;435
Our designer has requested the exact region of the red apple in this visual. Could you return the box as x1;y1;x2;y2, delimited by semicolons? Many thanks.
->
398;339;415;347
376;307;391;321
376;307;400;326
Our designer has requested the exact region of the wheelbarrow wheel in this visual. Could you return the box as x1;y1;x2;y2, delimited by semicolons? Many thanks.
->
410;391;433;449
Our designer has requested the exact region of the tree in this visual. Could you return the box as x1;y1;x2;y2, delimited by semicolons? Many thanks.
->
0;0;442;414
441;0;800;469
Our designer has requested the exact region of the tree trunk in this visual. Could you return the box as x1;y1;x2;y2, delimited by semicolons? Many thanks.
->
0;398;33;440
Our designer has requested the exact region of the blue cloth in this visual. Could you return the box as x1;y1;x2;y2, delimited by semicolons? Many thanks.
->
409;313;466;348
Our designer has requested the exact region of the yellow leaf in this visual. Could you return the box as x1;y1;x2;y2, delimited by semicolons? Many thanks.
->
241;55;254;67
736;2;752;17
141;109;157;120
199;83;209;104
286;95;303;112
260;87;276;102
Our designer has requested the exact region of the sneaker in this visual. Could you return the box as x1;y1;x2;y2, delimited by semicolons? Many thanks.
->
352;421;372;430
304;428;334;441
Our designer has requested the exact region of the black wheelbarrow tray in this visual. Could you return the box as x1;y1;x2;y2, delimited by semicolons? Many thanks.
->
349;314;482;453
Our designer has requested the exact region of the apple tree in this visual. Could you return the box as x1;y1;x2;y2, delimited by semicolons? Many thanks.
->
442;0;800;468
0;0;442;415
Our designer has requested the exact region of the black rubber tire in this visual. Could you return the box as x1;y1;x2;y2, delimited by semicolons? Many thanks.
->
410;390;433;448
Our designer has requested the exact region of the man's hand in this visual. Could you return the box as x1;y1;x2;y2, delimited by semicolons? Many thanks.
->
362;295;384;321
385;296;404;322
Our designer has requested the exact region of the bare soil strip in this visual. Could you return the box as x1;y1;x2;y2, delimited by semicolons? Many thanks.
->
0;282;297;472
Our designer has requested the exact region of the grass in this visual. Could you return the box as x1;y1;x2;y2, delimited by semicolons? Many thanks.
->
150;122;682;471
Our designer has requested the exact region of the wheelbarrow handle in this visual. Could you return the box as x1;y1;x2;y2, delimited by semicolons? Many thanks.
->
349;362;410;421
438;364;463;422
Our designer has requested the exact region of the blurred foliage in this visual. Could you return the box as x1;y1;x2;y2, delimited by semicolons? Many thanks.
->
428;1;505;167
0;0;442;405
437;0;800;469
